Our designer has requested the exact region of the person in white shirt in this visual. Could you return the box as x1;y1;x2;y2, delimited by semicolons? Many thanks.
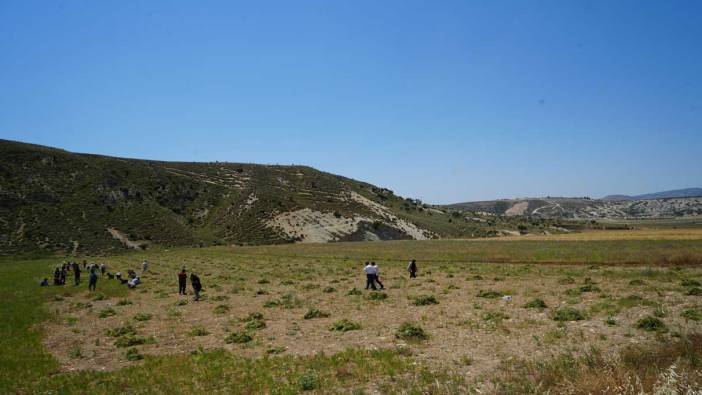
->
371;262;384;290
142;260;149;272
363;262;377;290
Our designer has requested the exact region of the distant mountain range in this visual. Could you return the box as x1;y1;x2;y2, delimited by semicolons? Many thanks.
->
445;194;702;219
603;188;702;201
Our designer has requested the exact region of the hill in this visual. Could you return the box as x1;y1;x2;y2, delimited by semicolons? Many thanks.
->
0;140;556;254
603;187;702;201
445;196;702;219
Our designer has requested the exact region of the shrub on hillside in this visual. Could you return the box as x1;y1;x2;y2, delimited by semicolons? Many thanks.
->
395;322;428;341
329;319;361;332
524;298;547;309
412;295;439;306
553;307;584;322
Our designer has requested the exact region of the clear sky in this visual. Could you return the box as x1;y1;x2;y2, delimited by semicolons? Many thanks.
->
1;1;700;204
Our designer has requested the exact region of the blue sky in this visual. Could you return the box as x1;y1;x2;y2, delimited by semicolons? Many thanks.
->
1;0;700;204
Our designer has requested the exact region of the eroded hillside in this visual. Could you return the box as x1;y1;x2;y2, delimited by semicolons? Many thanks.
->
1;140;554;254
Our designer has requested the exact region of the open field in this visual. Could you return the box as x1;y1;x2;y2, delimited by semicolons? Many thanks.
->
2;229;702;394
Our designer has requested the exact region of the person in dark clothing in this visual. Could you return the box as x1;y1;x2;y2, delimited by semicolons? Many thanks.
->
100;263;106;276
363;262;377;290
178;268;187;295
73;263;81;286
40;278;49;286
407;259;418;278
371;262;384;290
60;266;67;285
190;273;202;301
88;269;98;291
53;268;61;285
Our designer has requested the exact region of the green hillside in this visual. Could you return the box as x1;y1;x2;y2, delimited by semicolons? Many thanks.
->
0;140;557;254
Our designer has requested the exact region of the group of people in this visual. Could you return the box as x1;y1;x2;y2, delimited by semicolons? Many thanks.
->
178;267;203;300
41;260;148;291
363;259;418;290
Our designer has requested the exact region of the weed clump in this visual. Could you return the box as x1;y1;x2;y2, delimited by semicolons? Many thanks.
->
681;279;701;287
329;319;361;332
412;295;439;306
175;299;188;306
304;308;330;320
323;286;336;293
553;307;585;322
395;322;428;341
524;298;547;309
367;292;388;301
116;299;132;306
628;279;646;286
635;316;667;332
97;307;117;318
114;335;149;348
213;304;230;314
346;288;363;296
682;309;702;321
105;324;136;338
298;372;318;391
125;347;143;361
224;331;252;344
685;287;702;296
477;290;503;299
188;325;210;337
133;313;152;321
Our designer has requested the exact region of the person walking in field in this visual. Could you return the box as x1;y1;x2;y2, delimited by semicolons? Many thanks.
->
364;262;377;290
178;268;187;295
142;260;149;272
407;259;418;278
190;272;202;301
371;262;385;290
73;262;81;286
100;263;106;276
53;267;61;285
88;268;98;291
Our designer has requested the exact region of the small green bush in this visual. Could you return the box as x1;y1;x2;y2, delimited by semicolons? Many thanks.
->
628;279;646;286
482;310;510;323
686;287;702;296
524;298;547;309
553;307;584;322
125;347;143;361
245;319;266;330
635;316;667;332
298;372;318;391
114;335;149;348
304;308;330;320
578;284;601;293
175;299;188;306
329;319;361;332
224;331;252;344
395;322;428;341
412;295;439;306
105;324;136;337
244;312;264;321
347;288;363;296
188;325;209;337
116;299;133;306
213;304;230;314
476;290;502;299
98;308;117;318
323;286;336;293
367;292;388;301
681;309;702;321
133;313;152;321
681;279;701;287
